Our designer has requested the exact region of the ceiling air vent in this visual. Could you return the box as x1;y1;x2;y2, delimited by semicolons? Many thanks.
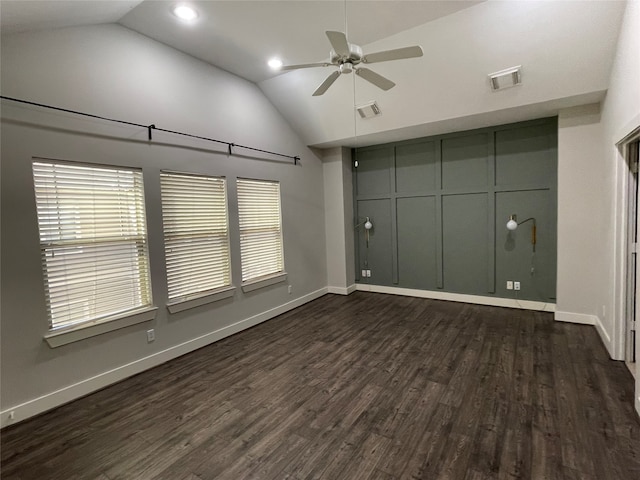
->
488;66;522;91
356;101;381;119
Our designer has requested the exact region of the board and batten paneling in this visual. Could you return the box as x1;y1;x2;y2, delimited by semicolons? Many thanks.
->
353;117;557;302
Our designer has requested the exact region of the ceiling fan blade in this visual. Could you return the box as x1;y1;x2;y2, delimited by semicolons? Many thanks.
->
355;68;396;91
362;46;424;64
279;62;332;71
326;31;350;58
313;71;341;96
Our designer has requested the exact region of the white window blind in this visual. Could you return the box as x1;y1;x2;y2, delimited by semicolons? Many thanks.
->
161;172;231;302
32;161;152;330
237;178;284;283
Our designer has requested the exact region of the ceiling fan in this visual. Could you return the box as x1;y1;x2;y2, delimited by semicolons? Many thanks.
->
278;31;424;96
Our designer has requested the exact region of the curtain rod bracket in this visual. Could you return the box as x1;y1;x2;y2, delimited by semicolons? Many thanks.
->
228;143;234;155
147;124;156;141
294;156;300;165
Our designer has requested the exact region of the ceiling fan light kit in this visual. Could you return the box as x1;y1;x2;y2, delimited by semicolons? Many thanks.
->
279;31;423;96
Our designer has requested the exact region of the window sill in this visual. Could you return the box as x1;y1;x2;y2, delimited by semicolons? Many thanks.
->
241;272;288;293
166;286;236;314
44;307;158;348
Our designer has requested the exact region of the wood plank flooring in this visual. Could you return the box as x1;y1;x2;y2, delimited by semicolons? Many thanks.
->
2;292;640;479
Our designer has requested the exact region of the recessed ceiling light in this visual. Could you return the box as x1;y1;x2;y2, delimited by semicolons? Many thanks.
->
268;58;283;70
172;5;198;21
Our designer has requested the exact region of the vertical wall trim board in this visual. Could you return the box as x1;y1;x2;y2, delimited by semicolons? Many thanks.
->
437;195;444;288
390;147;399;284
352;149;360;282
488;132;497;293
0;288;328;429
436;139;444;288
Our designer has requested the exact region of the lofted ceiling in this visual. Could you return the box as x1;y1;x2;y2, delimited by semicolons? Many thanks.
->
0;1;628;149
0;0;142;34
1;1;483;83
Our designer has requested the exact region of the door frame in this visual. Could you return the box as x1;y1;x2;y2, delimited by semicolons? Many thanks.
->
625;141;639;364
613;117;640;362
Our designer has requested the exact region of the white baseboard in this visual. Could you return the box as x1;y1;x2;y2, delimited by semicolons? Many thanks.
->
0;287;328;429
554;311;618;359
594;315;615;358
355;284;555;312
327;284;357;295
554;311;597;325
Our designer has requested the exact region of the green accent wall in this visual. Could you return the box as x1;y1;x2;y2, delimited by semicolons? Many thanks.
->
353;117;557;302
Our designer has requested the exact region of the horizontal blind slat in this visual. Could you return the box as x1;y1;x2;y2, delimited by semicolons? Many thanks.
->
160;172;231;301
236;179;284;282
33;161;152;329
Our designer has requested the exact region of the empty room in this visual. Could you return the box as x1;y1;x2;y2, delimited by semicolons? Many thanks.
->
1;0;640;479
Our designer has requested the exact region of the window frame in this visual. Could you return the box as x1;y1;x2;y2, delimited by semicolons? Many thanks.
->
236;177;287;292
32;158;156;347
160;170;235;313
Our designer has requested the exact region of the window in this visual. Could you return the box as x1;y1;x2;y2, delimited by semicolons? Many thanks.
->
160;172;232;307
33;160;152;331
237;178;285;286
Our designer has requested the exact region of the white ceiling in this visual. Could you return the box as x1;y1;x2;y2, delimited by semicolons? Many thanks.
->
118;1;483;83
0;0;142;35
1;0;482;84
0;1;628;149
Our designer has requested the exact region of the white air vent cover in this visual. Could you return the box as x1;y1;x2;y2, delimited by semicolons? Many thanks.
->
356;101;381;118
488;66;522;91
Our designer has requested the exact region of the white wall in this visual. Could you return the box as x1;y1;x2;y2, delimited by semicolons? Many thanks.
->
599;0;640;413
0;24;327;426
556;105;605;329
557;0;640;416
322;147;356;294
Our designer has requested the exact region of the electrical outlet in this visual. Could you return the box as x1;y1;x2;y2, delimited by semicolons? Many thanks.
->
506;281;513;290
514;281;521;291
366;270;371;278
288;285;292;294
362;269;367;278
146;329;155;343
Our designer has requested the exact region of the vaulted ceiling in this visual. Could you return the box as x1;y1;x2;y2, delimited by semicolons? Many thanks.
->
0;0;628;148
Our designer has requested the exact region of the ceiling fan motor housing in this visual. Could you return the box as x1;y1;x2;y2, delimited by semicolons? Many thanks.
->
330;44;363;65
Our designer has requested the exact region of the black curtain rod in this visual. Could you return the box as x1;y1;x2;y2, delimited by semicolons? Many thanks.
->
0;95;300;165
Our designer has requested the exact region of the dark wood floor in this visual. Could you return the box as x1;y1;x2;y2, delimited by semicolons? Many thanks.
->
2;292;640;479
